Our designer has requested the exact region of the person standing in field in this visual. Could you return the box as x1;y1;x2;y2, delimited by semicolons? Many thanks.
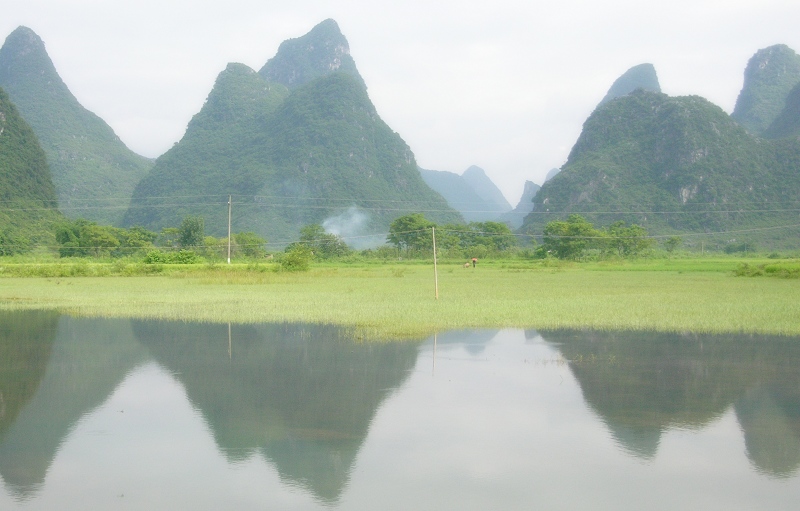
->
472;257;477;268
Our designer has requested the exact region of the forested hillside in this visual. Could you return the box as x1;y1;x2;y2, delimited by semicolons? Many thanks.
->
732;44;800;136
0;87;62;251
522;90;800;249
0;27;152;225
124;20;459;243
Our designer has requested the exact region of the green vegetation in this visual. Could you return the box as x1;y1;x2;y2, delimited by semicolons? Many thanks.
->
123;23;459;243
524;89;800;250
0;86;62;254
0;257;798;339
386;213;516;258
598;63;661;106
732;44;800;136
0;27;152;225
258;18;365;89
764;81;800;139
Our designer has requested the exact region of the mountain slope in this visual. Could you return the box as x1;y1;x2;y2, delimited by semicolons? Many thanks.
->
598;63;661;106
0;86;62;246
124;21;459;242
259;19;365;90
417;164;517;225
521;89;800;249
0;26;152;225
763;81;800;139
499;180;540;229
419;167;509;222
732;44;800;136
461;165;512;213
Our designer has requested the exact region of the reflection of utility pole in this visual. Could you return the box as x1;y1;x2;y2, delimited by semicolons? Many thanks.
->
228;322;232;361
432;332;437;376
227;195;232;264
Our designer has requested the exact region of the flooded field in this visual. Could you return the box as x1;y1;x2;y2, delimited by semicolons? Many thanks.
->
1;312;798;510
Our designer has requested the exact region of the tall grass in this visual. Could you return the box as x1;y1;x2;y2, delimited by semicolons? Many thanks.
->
1;259;798;339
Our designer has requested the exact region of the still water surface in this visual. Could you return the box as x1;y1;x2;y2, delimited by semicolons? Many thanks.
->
0;312;798;509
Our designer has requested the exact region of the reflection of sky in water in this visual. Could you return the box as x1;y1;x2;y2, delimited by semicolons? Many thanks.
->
1;325;799;510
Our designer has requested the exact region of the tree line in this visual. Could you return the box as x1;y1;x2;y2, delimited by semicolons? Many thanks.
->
1;211;671;264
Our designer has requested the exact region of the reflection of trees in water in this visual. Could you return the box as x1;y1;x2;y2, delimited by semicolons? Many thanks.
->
133;321;420;504
0;317;146;499
540;329;800;476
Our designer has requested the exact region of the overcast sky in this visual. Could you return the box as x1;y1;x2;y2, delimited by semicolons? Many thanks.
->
3;0;800;204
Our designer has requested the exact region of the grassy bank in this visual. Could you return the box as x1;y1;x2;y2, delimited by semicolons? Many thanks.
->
1;257;798;339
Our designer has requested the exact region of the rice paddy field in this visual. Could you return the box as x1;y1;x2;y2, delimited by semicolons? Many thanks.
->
0;257;798;339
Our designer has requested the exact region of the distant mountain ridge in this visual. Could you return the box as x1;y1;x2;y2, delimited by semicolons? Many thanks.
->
124;20;460;242
499;180;540;229
0;26;152;225
419;165;511;223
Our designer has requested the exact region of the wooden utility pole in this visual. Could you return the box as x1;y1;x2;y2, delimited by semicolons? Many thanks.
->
432;227;439;300
227;195;232;264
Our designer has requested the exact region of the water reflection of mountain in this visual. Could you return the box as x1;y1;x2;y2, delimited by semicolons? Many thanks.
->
0;317;146;498
541;329;800;476
0;311;59;441
132;321;419;503
433;329;498;355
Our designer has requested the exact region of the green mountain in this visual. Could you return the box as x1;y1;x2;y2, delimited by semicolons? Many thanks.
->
0;26;152;225
0;86;61;248
259;18;365;90
124;20;459;243
461;165;512;212
732;44;800;136
419;166;510;222
499;180;540;229
764;81;800;139
598;63;661;106
521;89;800;249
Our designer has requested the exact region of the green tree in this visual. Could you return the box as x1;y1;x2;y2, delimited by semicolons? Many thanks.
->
82;224;120;257
387;214;435;252
467;221;517;252
605;221;653;257
281;245;312;272
158;227;180;248
54;219;123;258
542;214;600;259
295;224;350;259
234;232;268;258
664;236;682;254
178;216;205;249
0;229;30;256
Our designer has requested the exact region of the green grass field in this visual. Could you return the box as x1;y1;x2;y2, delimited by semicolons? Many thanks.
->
1;257;798;339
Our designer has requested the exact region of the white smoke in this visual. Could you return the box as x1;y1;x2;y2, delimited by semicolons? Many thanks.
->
322;206;382;249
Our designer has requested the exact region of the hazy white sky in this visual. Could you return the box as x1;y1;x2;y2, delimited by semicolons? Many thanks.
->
3;0;800;203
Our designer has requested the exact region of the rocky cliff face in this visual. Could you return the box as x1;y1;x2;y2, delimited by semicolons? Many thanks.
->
259;19;365;90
